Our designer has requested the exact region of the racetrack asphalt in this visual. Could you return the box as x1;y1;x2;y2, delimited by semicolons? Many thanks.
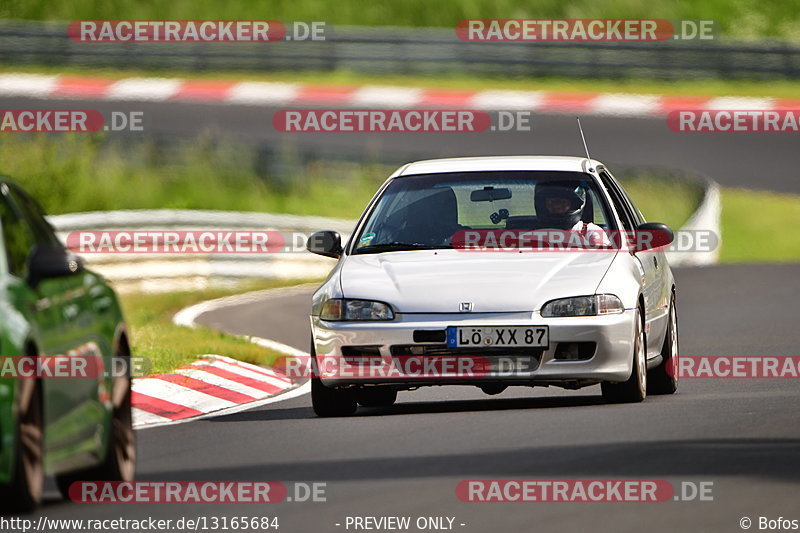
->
7;94;797;532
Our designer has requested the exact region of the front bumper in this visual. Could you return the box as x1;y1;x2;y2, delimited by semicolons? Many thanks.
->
311;309;637;388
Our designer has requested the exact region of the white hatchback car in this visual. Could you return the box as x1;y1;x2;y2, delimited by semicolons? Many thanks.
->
307;156;679;417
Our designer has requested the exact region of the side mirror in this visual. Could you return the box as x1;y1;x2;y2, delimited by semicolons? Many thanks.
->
27;244;83;287
634;222;674;252
306;231;343;259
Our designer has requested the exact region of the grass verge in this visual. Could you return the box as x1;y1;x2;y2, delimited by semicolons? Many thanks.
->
618;171;703;229
720;188;800;262
1;134;702;226
0;134;390;219
3;64;800;100
119;278;320;375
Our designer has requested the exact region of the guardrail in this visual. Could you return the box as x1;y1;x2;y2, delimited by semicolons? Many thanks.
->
664;176;720;267
1;21;799;80
48;209;354;292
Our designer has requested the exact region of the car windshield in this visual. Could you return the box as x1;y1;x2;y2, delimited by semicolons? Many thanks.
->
353;171;615;253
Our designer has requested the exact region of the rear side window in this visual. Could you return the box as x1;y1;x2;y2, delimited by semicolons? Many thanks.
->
599;171;638;232
0;185;36;278
6;185;61;247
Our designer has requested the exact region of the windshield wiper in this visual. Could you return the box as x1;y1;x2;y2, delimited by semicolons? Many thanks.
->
355;241;452;254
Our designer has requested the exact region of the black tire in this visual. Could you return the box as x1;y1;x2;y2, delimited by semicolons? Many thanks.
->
602;308;647;403
312;378;357;417
648;296;679;395
56;349;136;500
0;376;44;513
310;345;357;417
357;387;397;407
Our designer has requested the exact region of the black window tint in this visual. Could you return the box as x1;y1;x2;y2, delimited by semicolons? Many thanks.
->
6;185;60;246
0;187;36;278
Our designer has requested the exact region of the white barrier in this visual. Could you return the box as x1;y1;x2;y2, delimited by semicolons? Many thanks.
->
664;177;721;267
48;209;354;292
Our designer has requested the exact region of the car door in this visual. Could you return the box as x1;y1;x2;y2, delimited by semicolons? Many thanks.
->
597;170;663;355
609;173;671;351
2;184;106;468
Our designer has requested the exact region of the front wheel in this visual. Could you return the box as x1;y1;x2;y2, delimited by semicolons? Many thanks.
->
648;296;679;395
602;309;647;403
312;379;357;417
310;345;357;417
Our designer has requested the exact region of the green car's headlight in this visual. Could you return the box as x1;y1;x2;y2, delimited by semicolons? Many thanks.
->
320;298;395;321
541;294;624;317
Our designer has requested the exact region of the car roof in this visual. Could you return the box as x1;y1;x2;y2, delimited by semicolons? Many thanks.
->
397;156;604;176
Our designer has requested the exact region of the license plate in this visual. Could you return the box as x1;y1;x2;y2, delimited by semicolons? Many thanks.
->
446;326;549;348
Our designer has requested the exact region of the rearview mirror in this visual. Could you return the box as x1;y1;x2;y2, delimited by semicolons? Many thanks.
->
635;222;674;251
470;187;512;202
27;244;83;287
307;231;343;259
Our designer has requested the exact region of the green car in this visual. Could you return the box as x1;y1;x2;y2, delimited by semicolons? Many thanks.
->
0;179;135;512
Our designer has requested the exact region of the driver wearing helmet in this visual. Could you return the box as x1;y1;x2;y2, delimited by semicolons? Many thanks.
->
535;182;610;246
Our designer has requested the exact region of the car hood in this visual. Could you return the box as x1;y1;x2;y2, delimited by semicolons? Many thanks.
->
339;249;617;313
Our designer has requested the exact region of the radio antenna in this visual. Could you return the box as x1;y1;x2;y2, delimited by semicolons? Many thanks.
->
577;118;594;172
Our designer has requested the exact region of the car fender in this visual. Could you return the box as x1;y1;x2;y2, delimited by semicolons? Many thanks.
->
595;252;643;311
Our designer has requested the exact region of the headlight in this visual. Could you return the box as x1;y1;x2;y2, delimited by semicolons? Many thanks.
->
320;298;395;321
541;294;624;317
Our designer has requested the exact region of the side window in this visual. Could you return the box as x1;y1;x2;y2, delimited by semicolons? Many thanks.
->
6;186;61;247
587;188;608;227
620;189;646;225
0;187;36;278
601;169;645;225
613;181;645;226
599;172;637;232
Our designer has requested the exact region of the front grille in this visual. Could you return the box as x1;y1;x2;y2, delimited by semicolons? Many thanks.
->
413;329;447;343
341;345;382;357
